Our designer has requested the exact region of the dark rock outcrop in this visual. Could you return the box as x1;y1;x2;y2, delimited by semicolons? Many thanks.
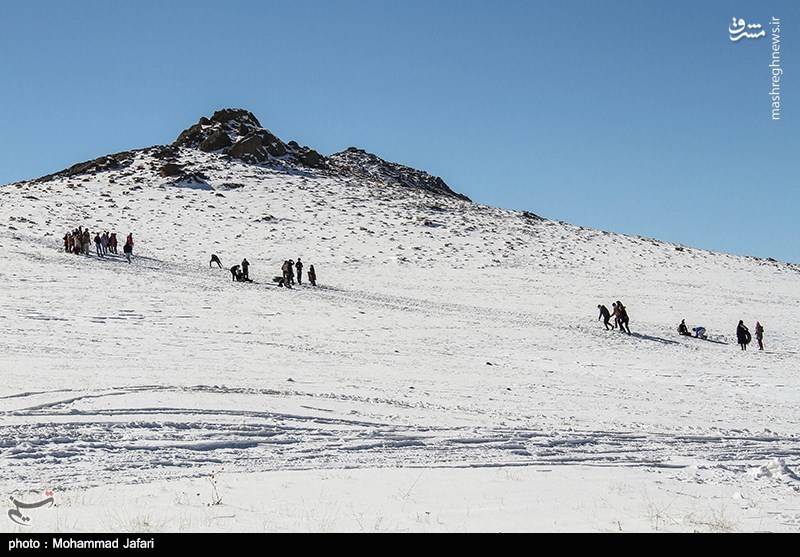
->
35;150;138;183
173;109;303;166
159;163;183;177
328;148;470;201
198;130;232;152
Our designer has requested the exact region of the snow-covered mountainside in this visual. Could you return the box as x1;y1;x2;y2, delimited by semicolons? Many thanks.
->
1;109;799;532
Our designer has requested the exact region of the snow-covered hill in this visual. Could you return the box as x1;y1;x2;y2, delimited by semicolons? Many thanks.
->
1;109;799;532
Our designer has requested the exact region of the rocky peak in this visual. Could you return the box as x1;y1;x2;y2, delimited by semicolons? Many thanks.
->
31;108;470;202
173;108;326;169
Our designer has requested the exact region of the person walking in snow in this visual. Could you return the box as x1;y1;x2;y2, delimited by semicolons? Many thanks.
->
295;258;303;285
94;233;103;257
736;320;751;351
598;304;613;330
287;259;295;285
308;264;317;287
125;233;134;254
241;258;250;281
210;254;222;268
123;241;132;263
616;301;631;334
678;319;691;336
110;233;118;254
755;322;764;351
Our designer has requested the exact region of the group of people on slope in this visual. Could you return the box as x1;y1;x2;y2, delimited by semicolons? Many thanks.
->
678;319;764;350
597;301;631;334
678;319;708;339
209;254;317;288
277;258;316;288
63;227;134;263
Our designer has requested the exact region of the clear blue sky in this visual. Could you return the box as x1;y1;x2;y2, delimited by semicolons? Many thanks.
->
1;1;797;261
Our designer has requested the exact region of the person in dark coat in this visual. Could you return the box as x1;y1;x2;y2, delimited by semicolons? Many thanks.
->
94;233;103;257
210;254;222;268
287;259;295;285
598;305;613;330
616;301;631;334
230;265;241;282
736;320;751;350
123;241;132;263
308;264;317;287
241;258;250;280
295;258;303;285
678;319;691;336
281;261;293;289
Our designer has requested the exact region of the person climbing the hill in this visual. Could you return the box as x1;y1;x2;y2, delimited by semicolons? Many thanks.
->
241;258;250;281
678;319;691;336
736;320;751;351
598;305;613;330
123;241;132;263
611;302;621;329
617;301;631;334
295;258;303;285
210;254;222;268
94;233;103;257
230;265;241;282
755;321;764;351
308;264;317;287
692;326;707;340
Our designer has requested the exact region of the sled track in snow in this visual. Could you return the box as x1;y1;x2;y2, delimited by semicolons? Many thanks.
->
2;385;799;489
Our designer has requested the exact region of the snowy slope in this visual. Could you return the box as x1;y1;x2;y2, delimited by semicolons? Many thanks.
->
1;112;799;531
